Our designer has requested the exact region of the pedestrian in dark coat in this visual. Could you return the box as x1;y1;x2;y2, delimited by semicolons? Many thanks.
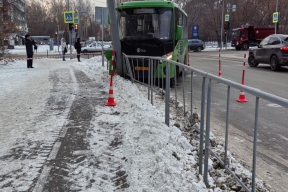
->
25;34;34;68
74;37;81;62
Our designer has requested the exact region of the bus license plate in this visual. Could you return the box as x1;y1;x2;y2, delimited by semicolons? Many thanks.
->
135;66;148;70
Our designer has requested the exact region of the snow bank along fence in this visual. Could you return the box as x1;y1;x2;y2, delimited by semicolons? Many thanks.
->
122;53;288;192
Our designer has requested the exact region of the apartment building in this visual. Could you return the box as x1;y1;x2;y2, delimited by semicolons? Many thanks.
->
1;0;27;45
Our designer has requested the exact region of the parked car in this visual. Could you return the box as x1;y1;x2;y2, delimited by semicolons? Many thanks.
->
81;42;110;53
248;34;288;71
188;39;205;52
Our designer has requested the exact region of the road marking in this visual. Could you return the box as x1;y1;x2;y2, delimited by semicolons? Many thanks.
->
267;103;282;108
185;74;197;77
278;134;288;142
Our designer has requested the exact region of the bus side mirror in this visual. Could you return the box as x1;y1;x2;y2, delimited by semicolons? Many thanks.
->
176;25;182;41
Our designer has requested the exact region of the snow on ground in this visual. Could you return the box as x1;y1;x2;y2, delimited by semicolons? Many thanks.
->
0;46;272;191
7;45;76;55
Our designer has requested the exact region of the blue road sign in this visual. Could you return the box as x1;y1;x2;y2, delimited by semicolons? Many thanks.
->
192;25;199;39
74;18;79;24
64;11;74;23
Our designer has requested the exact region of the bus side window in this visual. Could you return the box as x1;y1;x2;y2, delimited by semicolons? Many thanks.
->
183;13;187;27
175;8;179;27
178;10;183;26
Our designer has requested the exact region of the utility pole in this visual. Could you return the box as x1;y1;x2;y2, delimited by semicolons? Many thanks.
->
101;8;104;67
220;0;224;50
107;0;123;76
67;0;72;59
275;0;278;34
57;25;59;52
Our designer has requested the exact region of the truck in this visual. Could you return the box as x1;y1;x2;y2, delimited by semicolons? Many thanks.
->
231;25;278;50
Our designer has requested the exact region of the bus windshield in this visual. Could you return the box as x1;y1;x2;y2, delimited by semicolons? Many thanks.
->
119;8;173;40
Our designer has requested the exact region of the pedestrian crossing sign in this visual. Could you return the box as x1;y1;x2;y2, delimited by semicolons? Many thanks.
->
64;11;74;23
273;12;278;23
225;14;229;22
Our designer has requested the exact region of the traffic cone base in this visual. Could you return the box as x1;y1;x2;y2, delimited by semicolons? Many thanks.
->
237;91;248;103
105;97;116;106
219;71;222;77
105;88;116;106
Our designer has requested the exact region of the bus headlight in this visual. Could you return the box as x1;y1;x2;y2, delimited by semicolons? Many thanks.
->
162;52;173;60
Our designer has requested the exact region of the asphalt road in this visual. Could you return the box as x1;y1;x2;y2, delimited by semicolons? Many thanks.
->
175;49;288;191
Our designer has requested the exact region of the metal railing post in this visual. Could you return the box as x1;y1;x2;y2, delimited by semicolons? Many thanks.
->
182;67;186;116
148;59;151;101
137;58;139;82
151;59;154;105
175;66;178;109
204;79;212;185
190;71;193;123
199;77;206;175
252;97;260;192
224;85;231;165
165;62;170;126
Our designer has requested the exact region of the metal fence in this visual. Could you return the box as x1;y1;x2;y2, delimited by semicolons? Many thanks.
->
122;53;288;192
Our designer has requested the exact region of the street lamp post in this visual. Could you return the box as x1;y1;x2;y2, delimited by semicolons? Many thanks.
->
67;0;73;59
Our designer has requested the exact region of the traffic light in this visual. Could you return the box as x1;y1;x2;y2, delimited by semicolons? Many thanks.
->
75;24;78;32
224;22;227;30
55;31;57;37
226;21;230;30
69;23;74;31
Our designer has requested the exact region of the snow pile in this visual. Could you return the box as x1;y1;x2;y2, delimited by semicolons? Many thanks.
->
72;56;272;191
150;89;273;192
69;56;209;191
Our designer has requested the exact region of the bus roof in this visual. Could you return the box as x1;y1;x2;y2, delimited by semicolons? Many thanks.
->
116;0;187;17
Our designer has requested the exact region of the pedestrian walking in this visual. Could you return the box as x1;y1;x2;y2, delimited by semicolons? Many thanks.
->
74;37;81;62
25;34;34;68
61;38;67;61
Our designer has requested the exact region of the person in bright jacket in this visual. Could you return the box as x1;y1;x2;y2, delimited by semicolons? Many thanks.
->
74;37;81;62
25;34;34;68
61;38;67;61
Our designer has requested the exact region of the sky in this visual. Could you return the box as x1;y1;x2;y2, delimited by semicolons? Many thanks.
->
91;0;107;7
0;45;269;191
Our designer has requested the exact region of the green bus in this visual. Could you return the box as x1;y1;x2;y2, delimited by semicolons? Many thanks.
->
116;0;188;80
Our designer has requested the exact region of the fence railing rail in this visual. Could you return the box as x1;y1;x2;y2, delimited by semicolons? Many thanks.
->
122;53;288;192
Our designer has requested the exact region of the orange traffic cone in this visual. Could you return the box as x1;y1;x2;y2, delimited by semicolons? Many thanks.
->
236;91;248;103
105;78;116;106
